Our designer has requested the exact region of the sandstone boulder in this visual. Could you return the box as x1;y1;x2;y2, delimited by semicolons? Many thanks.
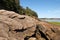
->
0;10;60;40
0;10;36;40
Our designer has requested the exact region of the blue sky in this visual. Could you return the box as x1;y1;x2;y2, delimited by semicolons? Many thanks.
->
20;0;60;18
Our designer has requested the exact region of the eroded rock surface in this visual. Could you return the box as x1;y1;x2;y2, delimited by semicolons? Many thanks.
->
0;10;60;40
0;10;36;40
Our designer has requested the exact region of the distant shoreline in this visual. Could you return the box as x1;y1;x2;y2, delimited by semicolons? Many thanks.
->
39;18;60;22
40;18;60;20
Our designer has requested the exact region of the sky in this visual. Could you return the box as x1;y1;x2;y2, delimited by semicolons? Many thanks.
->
20;0;60;18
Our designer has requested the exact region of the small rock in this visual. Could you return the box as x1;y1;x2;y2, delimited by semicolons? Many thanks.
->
28;37;36;40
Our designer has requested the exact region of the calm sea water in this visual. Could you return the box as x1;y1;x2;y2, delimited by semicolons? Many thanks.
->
45;20;60;22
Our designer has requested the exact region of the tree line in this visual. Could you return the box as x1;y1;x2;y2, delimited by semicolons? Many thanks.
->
0;0;38;17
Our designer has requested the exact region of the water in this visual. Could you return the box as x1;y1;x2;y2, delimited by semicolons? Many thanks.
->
45;20;60;22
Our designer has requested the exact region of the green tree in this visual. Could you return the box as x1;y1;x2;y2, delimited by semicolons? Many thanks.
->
25;7;38;17
0;0;20;13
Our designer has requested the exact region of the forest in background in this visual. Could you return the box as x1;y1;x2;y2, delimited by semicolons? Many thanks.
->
0;0;38;17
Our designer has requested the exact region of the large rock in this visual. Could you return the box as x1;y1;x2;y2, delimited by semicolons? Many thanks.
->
0;10;60;40
0;10;36;40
